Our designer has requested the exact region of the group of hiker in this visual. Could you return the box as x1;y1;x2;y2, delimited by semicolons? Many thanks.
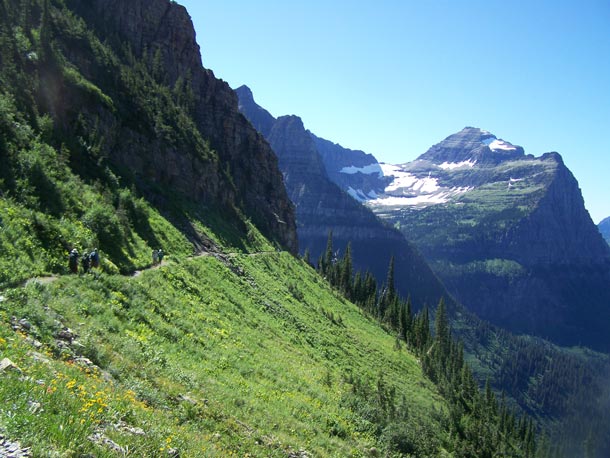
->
68;247;100;274
152;248;164;265
68;246;166;274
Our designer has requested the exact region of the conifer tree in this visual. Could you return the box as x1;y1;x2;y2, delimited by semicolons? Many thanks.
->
399;298;411;340
21;0;31;32
340;242;353;297
352;271;363;303
319;230;333;277
40;0;52;61
434;298;450;358
385;255;396;301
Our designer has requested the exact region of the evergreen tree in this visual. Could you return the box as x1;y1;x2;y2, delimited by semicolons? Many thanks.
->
385;255;396;301
340;242;353;297
40;0;53;61
21;0;32;32
352;271;363;303
363;271;377;313
434;298;450;358
319;230;333;277
399;297;411;340
302;248;311;266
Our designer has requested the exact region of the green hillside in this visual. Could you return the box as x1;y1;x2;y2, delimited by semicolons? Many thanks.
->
0;0;543;456
1;246;445;456
0;105;533;454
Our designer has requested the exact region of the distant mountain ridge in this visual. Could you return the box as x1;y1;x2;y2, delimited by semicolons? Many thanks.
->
235;85;455;310
273;120;610;350
366;127;610;350
311;134;389;202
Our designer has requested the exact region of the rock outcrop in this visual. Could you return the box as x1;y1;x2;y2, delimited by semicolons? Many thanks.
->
58;0;297;252
368;127;610;350
311;134;389;202
599;217;610;245
237;86;454;309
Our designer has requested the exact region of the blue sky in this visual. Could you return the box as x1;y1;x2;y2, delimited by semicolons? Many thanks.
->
179;0;610;223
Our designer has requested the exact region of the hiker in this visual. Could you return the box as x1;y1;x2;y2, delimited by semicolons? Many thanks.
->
152;249;158;265
69;248;79;274
81;251;90;274
157;248;164;263
89;248;100;268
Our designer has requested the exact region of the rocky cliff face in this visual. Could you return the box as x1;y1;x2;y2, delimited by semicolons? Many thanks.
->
599;217;610;245
368;127;610;350
311;134;389;202
237;86;455;309
418;127;525;165
60;0;297;252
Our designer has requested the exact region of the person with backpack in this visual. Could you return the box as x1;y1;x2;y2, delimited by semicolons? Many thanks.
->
157;248;164;263
81;251;90;274
90;248;100;268
69;248;79;274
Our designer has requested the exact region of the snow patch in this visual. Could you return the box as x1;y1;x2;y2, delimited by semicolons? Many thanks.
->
369;186;473;208
488;139;517;151
438;159;477;170
340;163;384;177
347;187;368;202
375;163;473;208
381;164;440;193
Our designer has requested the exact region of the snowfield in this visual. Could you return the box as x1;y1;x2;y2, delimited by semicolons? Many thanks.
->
340;163;384;176
372;163;474;207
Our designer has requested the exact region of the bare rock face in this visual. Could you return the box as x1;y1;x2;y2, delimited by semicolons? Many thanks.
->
418;126;525;165
60;0;297;252
598;217;610;246
311;134;390;202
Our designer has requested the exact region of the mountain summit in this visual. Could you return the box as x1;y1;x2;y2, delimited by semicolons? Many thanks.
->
418;127;525;165
367;129;610;350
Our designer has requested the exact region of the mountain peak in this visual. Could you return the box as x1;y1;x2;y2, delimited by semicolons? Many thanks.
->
461;126;496;140
235;84;253;101
235;85;276;137
418;127;524;165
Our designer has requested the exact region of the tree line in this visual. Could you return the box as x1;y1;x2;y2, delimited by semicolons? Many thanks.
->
309;232;542;457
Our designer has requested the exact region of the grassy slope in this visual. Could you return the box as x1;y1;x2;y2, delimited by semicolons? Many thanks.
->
0;242;448;456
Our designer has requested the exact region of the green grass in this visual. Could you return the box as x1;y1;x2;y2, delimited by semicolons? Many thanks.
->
0;249;447;456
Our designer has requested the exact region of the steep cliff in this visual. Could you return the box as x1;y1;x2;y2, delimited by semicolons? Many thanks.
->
311;134;389;202
237;86;454;309
369;128;610;350
53;0;298;252
599;217;610;246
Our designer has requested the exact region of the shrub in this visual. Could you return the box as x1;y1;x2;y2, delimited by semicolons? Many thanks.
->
81;201;124;248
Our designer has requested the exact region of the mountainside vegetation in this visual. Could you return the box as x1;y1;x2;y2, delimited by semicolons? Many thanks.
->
318;233;610;458
0;0;544;456
237;83;610;457
0;0;608;456
369;129;610;352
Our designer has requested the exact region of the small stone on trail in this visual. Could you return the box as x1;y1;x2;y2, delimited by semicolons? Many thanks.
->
0;358;20;373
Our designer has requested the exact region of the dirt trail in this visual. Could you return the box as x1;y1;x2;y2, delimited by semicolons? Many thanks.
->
25;276;60;286
17;250;281;286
